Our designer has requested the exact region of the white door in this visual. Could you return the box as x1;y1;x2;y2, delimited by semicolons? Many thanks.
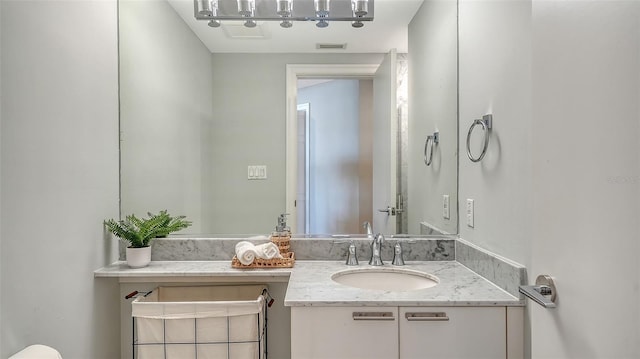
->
372;49;398;234
529;1;640;358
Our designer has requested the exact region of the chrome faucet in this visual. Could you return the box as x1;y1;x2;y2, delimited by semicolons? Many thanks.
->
369;233;385;266
345;240;359;266
392;242;405;266
363;221;373;239
391;240;415;266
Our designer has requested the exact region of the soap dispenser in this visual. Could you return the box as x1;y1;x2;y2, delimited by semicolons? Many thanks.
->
275;213;290;234
271;213;291;255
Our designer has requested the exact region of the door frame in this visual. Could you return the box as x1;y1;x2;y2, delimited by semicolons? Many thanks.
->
285;64;379;233
296;102;310;233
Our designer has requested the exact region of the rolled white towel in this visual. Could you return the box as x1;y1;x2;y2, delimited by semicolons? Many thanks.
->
254;242;283;259
235;241;258;265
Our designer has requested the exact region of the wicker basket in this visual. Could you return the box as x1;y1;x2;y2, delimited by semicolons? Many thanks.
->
270;233;291;254
231;252;295;269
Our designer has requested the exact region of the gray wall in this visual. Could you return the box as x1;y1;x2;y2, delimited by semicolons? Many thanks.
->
458;0;532;263
407;0;459;235
0;1;120;358
208;53;383;234
120;0;214;234
298;80;369;234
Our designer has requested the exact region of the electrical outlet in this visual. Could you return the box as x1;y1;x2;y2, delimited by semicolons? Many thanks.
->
466;199;474;228
443;195;450;219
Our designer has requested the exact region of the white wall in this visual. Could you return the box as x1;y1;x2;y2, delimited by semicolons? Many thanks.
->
407;0;458;235
0;1;120;358
120;0;213;234
208;53;383;234
298;80;366;234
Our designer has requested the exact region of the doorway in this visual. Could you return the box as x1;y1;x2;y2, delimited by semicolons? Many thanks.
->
296;79;374;234
285;61;401;235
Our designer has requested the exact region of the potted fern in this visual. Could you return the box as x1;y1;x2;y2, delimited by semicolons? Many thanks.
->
105;210;192;268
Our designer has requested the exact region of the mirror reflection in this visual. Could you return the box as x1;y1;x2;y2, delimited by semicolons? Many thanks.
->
119;0;458;236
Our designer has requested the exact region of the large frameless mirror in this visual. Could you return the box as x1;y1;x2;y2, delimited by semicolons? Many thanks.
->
118;0;458;237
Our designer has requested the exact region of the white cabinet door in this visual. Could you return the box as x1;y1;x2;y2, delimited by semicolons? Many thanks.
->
399;307;506;359
291;306;399;359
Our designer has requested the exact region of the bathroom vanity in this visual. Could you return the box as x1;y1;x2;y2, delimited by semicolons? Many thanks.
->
286;261;523;359
95;240;525;359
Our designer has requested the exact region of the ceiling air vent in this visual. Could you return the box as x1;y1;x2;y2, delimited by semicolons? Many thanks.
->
316;43;347;50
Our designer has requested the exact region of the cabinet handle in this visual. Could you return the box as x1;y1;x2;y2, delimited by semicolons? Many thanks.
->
352;312;395;321
405;312;449;321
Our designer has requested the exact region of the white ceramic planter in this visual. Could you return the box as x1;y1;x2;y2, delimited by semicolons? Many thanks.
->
126;246;151;268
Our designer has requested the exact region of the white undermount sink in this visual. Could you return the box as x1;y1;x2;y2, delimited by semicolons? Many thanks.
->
331;268;439;291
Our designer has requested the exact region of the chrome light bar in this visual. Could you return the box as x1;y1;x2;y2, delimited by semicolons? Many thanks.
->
195;0;374;28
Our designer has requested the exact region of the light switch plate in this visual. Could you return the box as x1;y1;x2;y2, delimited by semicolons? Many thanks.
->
466;199;474;228
248;165;267;180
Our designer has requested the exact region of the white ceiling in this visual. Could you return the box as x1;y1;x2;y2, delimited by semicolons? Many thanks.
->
167;0;424;53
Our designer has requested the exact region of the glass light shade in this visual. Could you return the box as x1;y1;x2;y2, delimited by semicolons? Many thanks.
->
277;0;293;16
237;0;255;16
351;0;368;16
314;0;330;17
198;0;213;16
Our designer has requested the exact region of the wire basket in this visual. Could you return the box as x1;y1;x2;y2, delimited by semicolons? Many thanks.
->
131;285;267;359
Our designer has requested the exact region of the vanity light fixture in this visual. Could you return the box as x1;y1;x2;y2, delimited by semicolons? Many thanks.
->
314;0;330;27
277;0;294;27
194;0;374;28
207;0;222;27
236;0;258;27
350;0;367;27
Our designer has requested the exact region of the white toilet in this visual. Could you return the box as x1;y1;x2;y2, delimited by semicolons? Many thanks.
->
8;345;62;359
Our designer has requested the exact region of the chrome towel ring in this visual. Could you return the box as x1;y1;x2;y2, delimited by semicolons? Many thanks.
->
423;131;439;166
466;114;493;162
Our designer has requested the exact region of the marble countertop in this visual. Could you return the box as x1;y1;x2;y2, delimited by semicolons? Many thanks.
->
94;261;292;280
284;261;521;307
95;260;521;306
